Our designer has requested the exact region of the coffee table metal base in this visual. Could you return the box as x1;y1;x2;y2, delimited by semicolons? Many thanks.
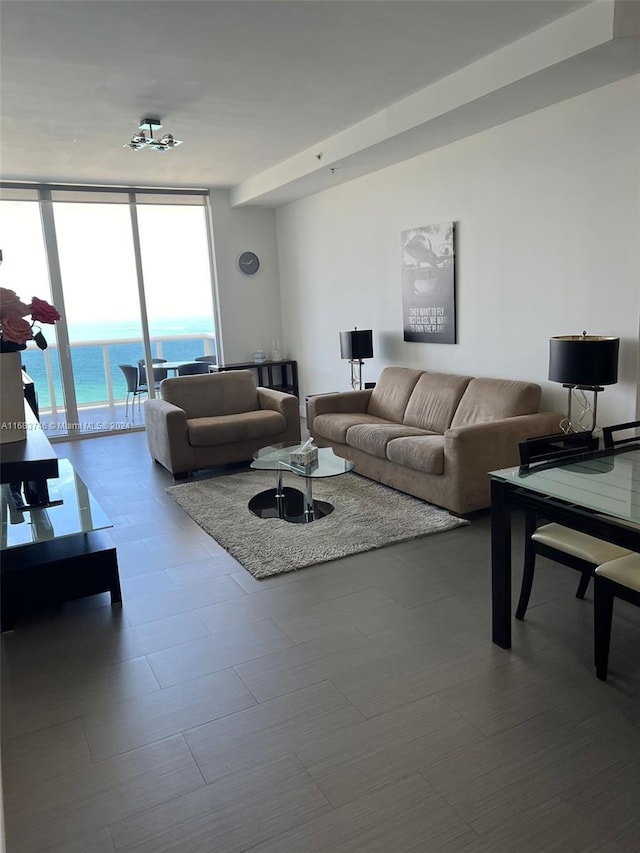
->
248;486;333;524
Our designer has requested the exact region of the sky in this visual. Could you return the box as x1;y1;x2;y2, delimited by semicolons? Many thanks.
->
0;200;215;333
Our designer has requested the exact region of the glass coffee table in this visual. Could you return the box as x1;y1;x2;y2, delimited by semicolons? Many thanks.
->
249;442;354;524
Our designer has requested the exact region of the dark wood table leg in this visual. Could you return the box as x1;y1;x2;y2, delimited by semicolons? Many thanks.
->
491;478;512;648
109;552;123;606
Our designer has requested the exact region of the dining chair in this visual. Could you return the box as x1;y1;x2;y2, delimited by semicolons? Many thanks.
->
177;362;210;376
594;553;640;680
118;364;148;418
602;420;640;450
194;355;218;365
515;432;631;620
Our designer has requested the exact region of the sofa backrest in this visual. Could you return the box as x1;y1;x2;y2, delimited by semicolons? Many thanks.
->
160;370;260;419
450;377;541;428
367;367;422;422
403;372;473;433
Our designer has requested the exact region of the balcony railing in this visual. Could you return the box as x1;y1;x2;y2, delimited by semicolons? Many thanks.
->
22;333;216;436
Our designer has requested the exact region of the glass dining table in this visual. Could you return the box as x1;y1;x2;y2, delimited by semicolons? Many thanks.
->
489;444;640;649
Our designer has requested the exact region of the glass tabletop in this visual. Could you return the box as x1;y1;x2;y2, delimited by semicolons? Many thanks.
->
1;458;112;550
490;446;640;525
251;442;355;478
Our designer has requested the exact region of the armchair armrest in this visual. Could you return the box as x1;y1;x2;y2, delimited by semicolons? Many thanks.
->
308;389;372;422
258;386;298;414
258;388;301;438
143;398;191;476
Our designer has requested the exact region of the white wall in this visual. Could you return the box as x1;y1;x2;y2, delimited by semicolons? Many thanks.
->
208;190;284;365
275;76;640;427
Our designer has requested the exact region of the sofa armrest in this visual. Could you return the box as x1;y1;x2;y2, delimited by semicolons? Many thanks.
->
441;411;563;514
445;411;564;473
143;398;191;475
308;390;372;422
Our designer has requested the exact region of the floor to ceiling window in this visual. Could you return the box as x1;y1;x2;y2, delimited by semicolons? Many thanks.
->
136;195;216;363
0;185;217;438
0;191;67;430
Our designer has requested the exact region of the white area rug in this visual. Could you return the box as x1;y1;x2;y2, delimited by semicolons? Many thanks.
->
167;470;468;579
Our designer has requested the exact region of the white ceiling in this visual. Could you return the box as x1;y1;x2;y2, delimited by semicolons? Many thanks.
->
2;1;636;207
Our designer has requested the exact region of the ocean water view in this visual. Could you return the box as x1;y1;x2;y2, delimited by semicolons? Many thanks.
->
21;317;216;411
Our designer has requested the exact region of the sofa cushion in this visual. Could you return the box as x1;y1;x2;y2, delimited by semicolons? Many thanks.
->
313;412;391;444
450;378;542;428
386;435;446;475
161;370;259;420
403;372;472;433
366;367;422;423
187;410;285;447
346;423;433;459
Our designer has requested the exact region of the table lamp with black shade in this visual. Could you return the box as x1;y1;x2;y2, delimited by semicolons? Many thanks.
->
340;328;373;391
549;332;619;433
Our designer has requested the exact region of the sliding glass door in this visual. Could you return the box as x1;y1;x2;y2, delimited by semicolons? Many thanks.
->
136;196;216;364
0;185;216;438
0;195;68;431
53;198;145;432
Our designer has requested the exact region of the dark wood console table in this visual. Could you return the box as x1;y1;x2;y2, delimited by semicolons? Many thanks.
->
0;403;58;486
213;360;299;398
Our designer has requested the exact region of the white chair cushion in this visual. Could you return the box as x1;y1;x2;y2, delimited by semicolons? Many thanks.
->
532;523;631;564
595;554;640;591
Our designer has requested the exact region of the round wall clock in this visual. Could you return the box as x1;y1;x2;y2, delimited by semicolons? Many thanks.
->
237;251;260;275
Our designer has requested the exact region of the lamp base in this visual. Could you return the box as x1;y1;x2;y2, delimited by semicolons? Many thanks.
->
349;359;364;391
560;384;604;434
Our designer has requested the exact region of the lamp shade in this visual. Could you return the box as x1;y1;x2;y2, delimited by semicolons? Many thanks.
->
340;329;373;360
549;335;619;387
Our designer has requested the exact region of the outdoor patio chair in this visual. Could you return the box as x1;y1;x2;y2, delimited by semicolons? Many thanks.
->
118;364;148;418
138;358;168;388
177;362;210;376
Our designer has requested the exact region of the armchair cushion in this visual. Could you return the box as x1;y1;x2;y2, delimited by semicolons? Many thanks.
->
160;370;259;418
187;410;286;447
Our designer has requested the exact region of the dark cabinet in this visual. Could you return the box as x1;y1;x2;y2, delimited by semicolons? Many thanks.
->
215;360;298;398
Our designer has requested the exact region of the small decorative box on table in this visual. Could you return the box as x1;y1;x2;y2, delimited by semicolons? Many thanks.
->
289;442;319;467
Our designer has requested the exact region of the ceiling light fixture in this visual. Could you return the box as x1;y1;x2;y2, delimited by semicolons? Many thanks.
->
123;117;182;152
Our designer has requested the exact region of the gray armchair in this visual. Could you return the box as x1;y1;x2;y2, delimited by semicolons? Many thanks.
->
144;370;301;478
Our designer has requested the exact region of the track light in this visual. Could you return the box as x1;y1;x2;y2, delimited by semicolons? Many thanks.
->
123;118;182;152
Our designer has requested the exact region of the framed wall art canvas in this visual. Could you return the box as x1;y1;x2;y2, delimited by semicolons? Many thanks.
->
401;222;456;344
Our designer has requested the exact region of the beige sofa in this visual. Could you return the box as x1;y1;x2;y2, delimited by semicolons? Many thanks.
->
144;370;301;478
308;366;562;514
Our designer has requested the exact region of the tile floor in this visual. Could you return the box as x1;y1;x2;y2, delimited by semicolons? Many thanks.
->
2;430;640;852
